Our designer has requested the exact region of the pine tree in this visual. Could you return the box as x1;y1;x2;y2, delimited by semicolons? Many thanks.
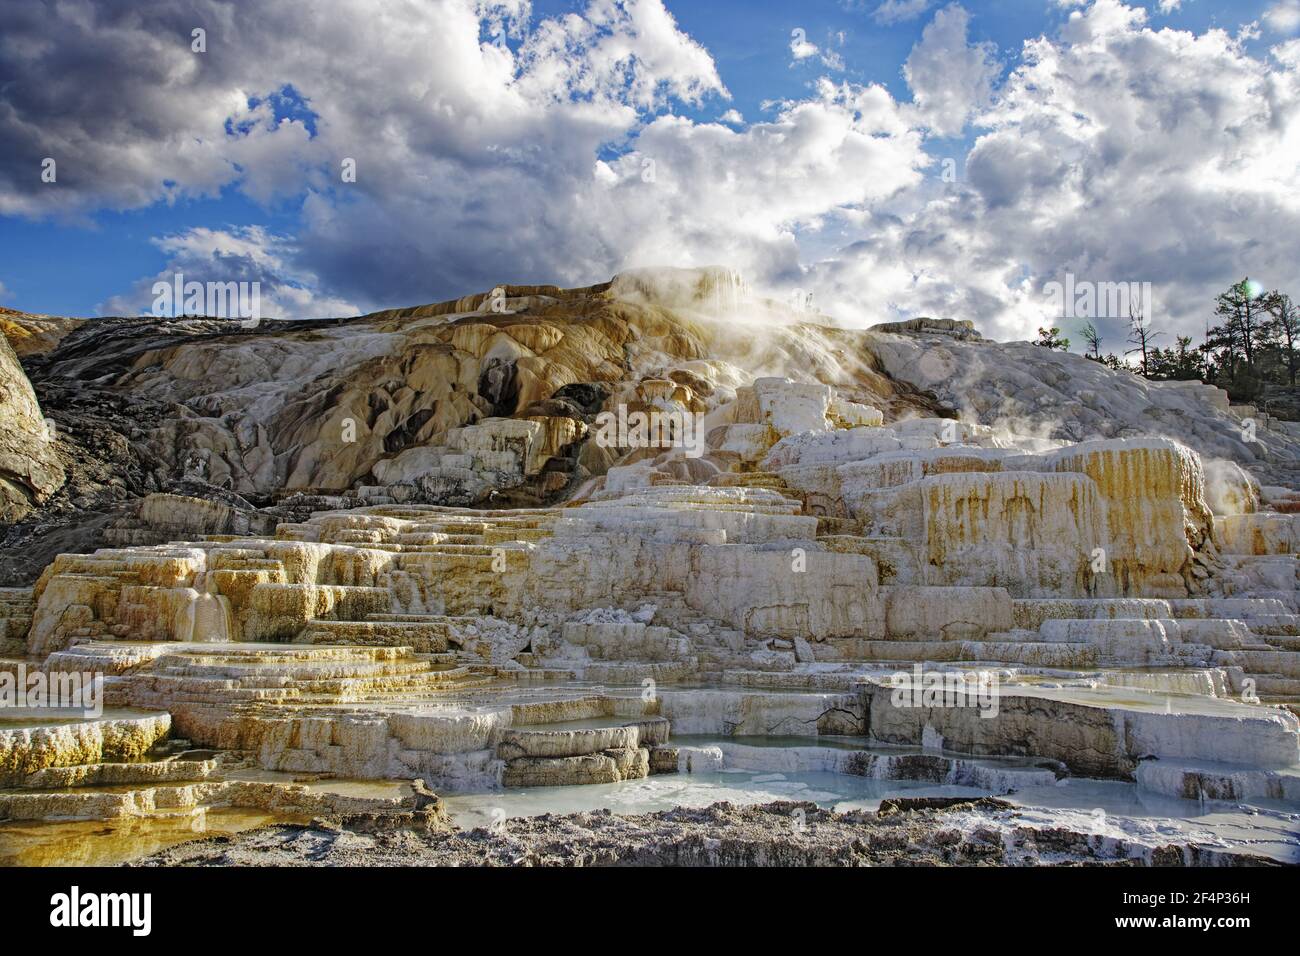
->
1265;292;1299;387
1076;321;1102;360
1212;278;1267;378
1035;326;1070;351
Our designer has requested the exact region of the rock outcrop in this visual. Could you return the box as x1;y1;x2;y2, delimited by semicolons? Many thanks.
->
0;330;64;521
4;268;1292;580
3;267;1300;866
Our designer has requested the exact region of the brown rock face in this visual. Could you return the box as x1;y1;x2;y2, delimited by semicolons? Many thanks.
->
0;331;64;520
3;266;1283;592
0;307;84;357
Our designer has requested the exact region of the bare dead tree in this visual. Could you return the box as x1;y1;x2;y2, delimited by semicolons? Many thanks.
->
1125;306;1162;377
1076;321;1102;360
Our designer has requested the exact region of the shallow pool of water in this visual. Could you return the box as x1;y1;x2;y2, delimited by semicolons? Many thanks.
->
0;807;307;867
440;764;1300;864
513;715;651;731
441;769;986;830
0;707;163;729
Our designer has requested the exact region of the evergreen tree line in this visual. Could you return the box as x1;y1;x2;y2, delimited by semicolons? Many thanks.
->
1034;278;1300;400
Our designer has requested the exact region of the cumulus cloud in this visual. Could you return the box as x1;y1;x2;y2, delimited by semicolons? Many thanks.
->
1265;1;1300;35
1;0;927;314
0;0;722;217
870;0;933;25
1;0;1298;350
790;28;846;70
583;80;924;267
807;0;1300;341
99;226;361;320
903;4;1000;136
790;30;819;61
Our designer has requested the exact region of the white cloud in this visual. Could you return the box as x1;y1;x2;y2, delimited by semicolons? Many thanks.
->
1265;1;1300;35
903;4;1000;136
791;29;846;71
580;80;925;273
518;0;726;108
821;50;847;71
871;0;933;25
18;0;914;314
100;226;361;320
790;30;819;61
2;0;1299;351
0;0;727;219
1061;0;1148;42
806;0;1300;342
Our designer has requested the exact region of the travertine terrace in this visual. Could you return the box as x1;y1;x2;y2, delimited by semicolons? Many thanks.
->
3;268;1300;864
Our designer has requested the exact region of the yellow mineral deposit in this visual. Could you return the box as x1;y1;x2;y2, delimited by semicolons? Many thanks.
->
2;269;1299;864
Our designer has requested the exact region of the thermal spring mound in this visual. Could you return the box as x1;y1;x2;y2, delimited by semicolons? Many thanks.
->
917;471;1106;597
4;295;1300;862
1046;439;1215;597
0;712;171;786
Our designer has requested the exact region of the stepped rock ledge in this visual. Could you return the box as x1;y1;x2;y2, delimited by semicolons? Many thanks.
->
3;268;1300;866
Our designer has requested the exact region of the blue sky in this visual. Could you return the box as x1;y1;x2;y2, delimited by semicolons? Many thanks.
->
1;0;1298;349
